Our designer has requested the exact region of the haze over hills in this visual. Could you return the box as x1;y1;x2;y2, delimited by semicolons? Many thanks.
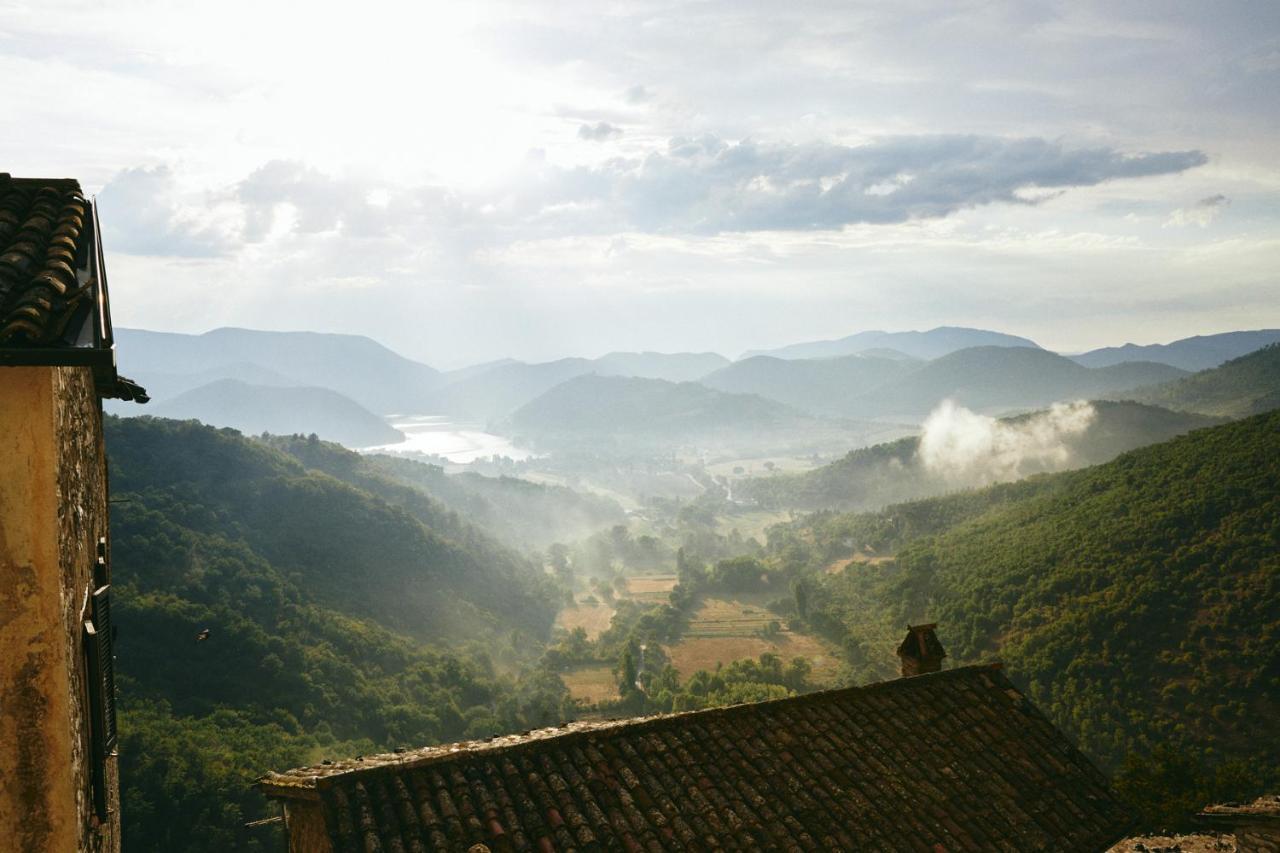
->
1072;329;1280;371
592;350;731;381
846;346;1187;418
116;327;444;415
429;351;732;421
510;374;799;438
148;379;404;447
1121;343;1280;418
700;353;919;418
741;400;1225;511
262;434;627;550
743;326;1042;361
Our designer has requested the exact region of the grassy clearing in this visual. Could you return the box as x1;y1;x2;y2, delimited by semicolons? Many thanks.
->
684;596;776;637
666;595;845;686
560;666;619;705
555;599;616;640
624;574;678;603
713;509;794;541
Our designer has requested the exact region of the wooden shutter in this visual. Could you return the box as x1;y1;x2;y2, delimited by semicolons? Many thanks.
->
84;582;117;820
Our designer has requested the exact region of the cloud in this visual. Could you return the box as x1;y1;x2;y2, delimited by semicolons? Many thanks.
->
623;85;652;104
1165;194;1230;228
523;133;1208;234
578;121;624;141
918;399;1096;485
97;166;237;257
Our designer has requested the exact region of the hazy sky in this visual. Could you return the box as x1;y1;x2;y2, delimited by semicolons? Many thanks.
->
4;1;1278;366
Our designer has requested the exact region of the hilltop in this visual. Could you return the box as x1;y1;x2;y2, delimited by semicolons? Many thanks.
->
743;326;1041;361
146;379;403;447
1073;329;1280;371
846;346;1186;418
700;353;918;418
115;327;443;415
430;351;732;421
1122;343;1280;418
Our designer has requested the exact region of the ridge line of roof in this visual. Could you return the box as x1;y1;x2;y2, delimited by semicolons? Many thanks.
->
258;661;1007;797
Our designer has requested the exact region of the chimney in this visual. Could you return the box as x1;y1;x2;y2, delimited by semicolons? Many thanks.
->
897;623;946;676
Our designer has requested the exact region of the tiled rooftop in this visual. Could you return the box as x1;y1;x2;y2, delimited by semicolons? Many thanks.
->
260;663;1131;851
0;173;145;400
0;176;95;347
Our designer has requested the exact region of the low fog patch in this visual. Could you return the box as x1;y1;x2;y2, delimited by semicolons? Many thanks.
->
919;400;1096;485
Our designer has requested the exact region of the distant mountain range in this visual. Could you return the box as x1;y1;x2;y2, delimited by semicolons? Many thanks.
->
510;374;798;437
743;326;1041;361
1071;329;1280;371
148;379;404;447
700;353;919;418
428;352;732;420
846;346;1187;418
116;327;444;415
111;325;1280;448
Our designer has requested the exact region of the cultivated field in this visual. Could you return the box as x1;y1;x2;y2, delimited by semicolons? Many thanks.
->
664;633;843;685
559;666;619;705
624;574;678;603
665;595;844;685
555;599;616;640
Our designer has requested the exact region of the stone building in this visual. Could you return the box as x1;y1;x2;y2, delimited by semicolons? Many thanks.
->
260;662;1131;852
1200;795;1280;852
0;174;146;852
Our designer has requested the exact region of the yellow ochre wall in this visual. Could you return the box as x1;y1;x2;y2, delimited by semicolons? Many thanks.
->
0;365;118;853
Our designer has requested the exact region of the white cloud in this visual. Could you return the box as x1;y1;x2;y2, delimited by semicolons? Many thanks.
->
1165;194;1231;228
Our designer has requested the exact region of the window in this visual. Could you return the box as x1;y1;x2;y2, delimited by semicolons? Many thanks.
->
83;581;116;821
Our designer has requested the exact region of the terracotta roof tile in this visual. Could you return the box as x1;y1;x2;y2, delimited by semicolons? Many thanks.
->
261;664;1130;851
0;173;146;400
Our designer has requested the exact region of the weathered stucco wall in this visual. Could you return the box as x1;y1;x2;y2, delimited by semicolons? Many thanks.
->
0;365;118;853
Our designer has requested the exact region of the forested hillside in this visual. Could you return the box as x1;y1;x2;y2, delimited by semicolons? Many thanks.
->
847;346;1185;417
1125;342;1280;417
743;400;1222;511
766;411;1280;823
263;433;626;549
105;417;569;851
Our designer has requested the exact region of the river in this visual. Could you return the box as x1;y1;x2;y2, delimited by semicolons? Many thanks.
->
360;415;535;463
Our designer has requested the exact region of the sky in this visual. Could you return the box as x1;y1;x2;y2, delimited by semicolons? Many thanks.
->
3;0;1278;366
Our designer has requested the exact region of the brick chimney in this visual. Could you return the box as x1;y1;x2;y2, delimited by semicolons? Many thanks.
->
897;624;946;676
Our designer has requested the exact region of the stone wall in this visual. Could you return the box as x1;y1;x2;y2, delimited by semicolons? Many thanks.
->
53;366;118;852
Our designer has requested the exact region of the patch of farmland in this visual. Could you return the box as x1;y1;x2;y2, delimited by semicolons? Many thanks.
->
560;666;619;705
666;595;845;686
624;574;678;602
684;596;776;637
555;599;615;640
664;632;843;687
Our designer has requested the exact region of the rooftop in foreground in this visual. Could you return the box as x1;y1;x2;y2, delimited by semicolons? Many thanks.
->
260;663;1130;852
0;173;143;400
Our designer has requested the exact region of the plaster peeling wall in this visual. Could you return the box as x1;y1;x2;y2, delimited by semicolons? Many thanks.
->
0;366;118;853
